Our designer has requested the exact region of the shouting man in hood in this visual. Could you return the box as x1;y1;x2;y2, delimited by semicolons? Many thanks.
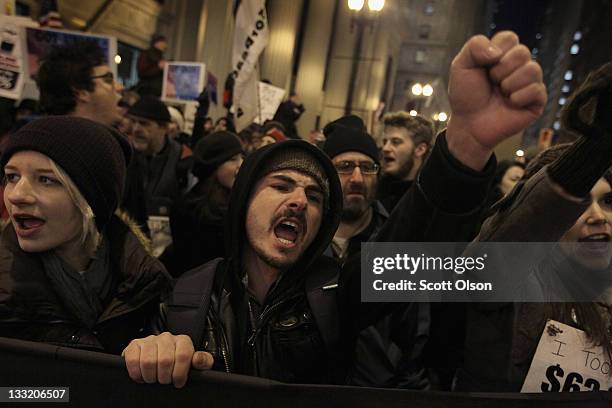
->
123;31;547;388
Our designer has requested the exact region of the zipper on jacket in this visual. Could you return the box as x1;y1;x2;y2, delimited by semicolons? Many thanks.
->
246;292;300;347
247;299;258;373
209;311;231;374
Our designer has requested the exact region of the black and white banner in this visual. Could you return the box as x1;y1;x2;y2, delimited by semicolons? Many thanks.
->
231;0;269;132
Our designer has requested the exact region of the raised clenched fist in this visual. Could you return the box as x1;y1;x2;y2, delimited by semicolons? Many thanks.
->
446;31;547;170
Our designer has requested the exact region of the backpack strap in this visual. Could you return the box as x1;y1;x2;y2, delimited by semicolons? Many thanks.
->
166;258;223;350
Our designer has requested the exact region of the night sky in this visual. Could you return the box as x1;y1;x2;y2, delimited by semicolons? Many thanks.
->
489;0;549;51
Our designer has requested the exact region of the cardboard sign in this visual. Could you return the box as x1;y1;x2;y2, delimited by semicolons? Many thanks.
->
521;320;612;392
256;81;285;124
161;62;205;103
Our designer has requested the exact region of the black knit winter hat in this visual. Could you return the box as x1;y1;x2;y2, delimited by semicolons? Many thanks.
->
322;115;379;164
128;96;171;123
0;116;132;232
192;131;244;181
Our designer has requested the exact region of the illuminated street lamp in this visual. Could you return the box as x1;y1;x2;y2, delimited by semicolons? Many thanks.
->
368;0;385;11
516;149;525;158
422;84;433;97
348;0;365;11
411;83;423;96
345;0;384;114
409;110;418;117
114;55;122;64
438;112;447;122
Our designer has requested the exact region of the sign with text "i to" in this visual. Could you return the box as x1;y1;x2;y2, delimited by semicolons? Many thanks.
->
521;319;612;392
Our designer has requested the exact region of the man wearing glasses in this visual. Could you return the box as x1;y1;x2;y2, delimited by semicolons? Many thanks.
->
322;115;387;265
37;41;124;127
322;115;428;390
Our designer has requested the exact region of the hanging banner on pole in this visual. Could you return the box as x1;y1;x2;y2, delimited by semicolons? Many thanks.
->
231;0;269;132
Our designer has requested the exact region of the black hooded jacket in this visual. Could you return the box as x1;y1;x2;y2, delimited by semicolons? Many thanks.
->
161;140;348;383
159;134;496;385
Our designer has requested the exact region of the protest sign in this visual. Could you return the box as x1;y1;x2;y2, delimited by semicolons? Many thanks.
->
161;62;205;103
521;320;612;392
0;15;35;99
255;81;285;124
25;27;116;79
20;26;116;100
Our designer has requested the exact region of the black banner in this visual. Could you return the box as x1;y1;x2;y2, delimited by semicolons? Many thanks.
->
0;337;610;407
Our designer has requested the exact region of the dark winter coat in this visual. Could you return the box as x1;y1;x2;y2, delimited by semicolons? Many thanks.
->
123;137;191;223
273;100;305;140
455;168;592;392
163;182;227;276
0;214;172;355
377;176;414;214
159;134;495;384
324;200;389;265
136;47;164;97
322;201;429;389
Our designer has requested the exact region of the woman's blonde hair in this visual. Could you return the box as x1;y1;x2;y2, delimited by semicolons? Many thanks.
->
48;158;101;256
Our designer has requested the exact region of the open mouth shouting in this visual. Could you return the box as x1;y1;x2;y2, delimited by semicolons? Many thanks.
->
578;233;612;254
12;213;46;237
273;218;304;249
382;156;395;166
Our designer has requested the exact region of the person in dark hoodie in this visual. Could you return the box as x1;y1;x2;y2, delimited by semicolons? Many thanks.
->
163;131;244;276
122;31;547;388
0;117;171;355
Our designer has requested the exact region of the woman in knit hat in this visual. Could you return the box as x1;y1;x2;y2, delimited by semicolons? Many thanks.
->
163;130;244;276
0;116;171;354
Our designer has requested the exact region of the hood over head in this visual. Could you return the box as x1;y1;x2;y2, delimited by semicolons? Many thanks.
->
225;140;342;281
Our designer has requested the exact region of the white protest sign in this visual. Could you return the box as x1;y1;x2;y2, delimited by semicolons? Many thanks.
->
521;319;612;392
256;81;285;124
0;15;34;99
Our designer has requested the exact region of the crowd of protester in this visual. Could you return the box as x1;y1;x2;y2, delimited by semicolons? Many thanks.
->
0;30;611;396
